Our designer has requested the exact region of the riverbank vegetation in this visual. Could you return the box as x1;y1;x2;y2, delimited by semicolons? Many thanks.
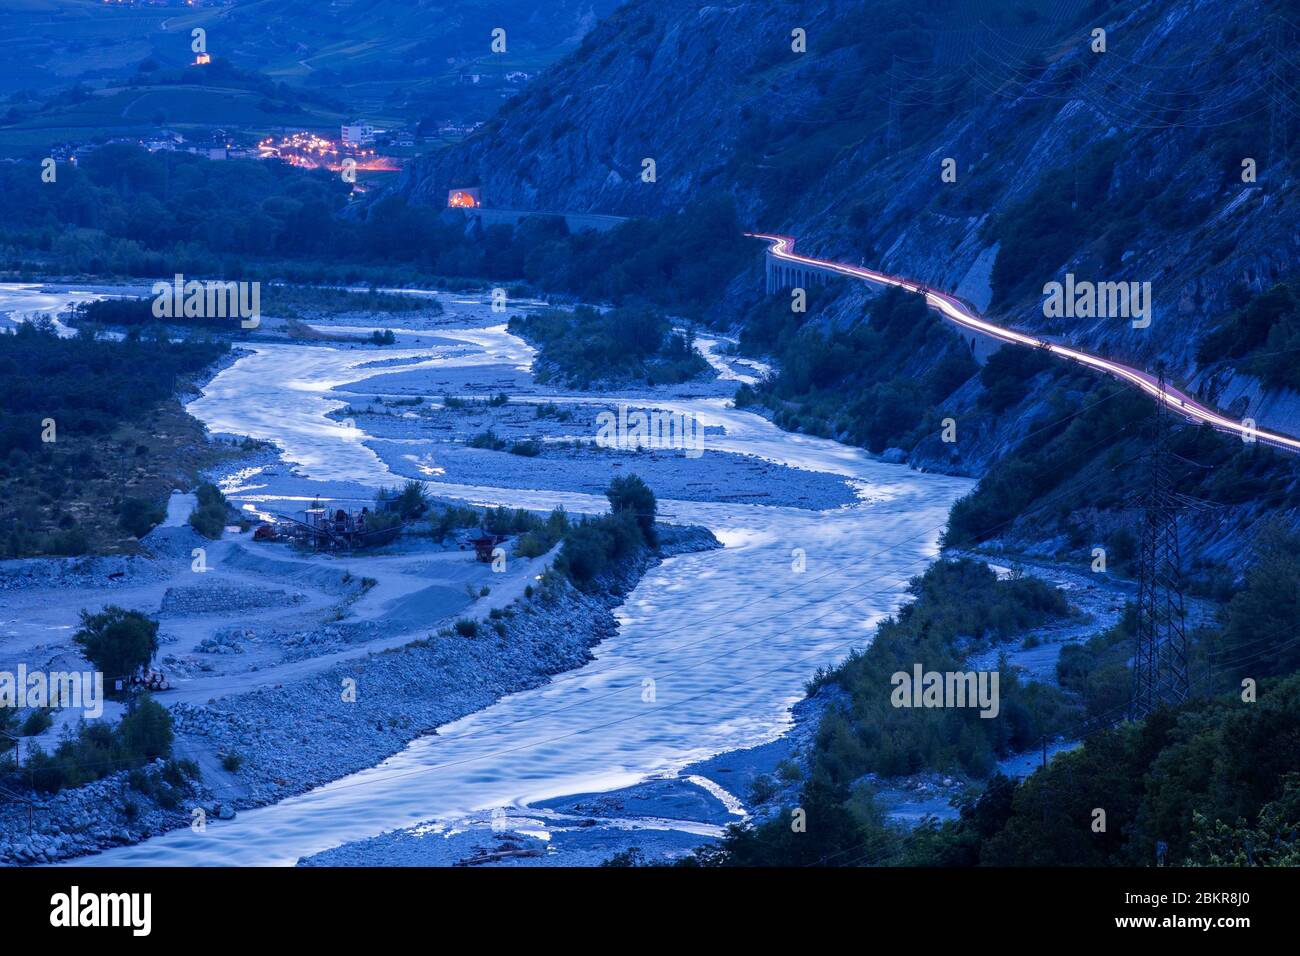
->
0;319;232;558
420;475;658;586
10;696;189;798
189;483;232;539
738;285;977;453
692;532;1300;867
808;559;1073;780
508;306;709;388
0;145;750;314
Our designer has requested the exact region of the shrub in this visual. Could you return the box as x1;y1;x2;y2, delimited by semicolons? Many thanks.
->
22;694;174;795
118;694;173;762
1215;527;1300;681
514;531;553;558
117;496;165;538
979;346;1056;412
378;480;430;518
468;430;507;451
189;482;229;539
20;709;53;736
749;774;779;805
453;618;479;637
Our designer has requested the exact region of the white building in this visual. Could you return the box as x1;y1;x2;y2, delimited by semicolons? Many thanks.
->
342;122;376;147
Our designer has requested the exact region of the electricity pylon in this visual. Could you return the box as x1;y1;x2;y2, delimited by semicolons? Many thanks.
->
1132;370;1190;718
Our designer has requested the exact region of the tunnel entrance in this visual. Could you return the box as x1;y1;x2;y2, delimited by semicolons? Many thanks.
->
447;188;481;208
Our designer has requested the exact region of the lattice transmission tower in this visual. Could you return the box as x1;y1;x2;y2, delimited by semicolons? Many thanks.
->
1132;370;1190;719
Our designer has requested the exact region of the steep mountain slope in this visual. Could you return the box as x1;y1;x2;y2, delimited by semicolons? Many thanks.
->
398;0;1300;431
389;0;1300;569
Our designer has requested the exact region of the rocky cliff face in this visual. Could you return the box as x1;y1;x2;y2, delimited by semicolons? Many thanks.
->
394;0;1300;455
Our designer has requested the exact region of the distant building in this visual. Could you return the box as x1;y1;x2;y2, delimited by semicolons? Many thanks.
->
342;122;375;147
186;146;228;160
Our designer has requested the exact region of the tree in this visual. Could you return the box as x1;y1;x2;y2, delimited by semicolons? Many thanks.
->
73;606;159;682
118;695;174;762
1217;526;1300;681
1186;773;1300;866
189;482;229;539
393;480;430;518
606;473;656;546
0;705;15;756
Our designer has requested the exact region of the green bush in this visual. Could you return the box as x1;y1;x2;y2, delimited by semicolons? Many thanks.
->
117;496;165;538
1195;283;1297;380
606;473;657;546
978;346;1057;412
118;694;173;762
378;480;430;518
513;531;551;558
430;504;480;541
20;708;53;737
467;429;507;451
189;482;229;539
558;509;644;584
73;605;159;682
21;694;175;795
1214;527;1300;682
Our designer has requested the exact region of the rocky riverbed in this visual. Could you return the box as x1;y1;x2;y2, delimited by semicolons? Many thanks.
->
0;525;718;865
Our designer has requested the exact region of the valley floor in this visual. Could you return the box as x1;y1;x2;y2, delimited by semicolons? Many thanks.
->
0;281;1098;868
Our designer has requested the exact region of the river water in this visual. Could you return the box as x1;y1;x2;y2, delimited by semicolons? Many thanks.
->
1;284;972;865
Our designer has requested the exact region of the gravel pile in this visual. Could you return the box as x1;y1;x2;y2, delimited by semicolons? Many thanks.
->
0;554;167;592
